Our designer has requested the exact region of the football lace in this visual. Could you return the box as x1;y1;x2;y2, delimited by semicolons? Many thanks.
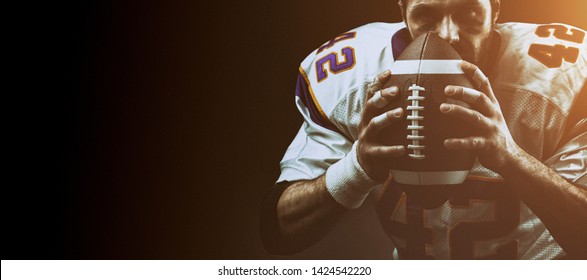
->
406;84;425;159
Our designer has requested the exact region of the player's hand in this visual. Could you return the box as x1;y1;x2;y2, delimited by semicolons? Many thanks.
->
357;70;406;182
440;61;522;174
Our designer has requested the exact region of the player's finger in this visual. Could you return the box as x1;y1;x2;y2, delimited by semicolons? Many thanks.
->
366;70;392;100
439;103;493;131
366;145;406;158
371;86;399;108
364;107;403;140
460;61;497;102
444;136;487;150
363;86;400;122
444;85;492;115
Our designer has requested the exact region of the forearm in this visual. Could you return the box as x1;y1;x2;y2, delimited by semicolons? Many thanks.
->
275;142;380;251
277;176;346;243
500;149;587;258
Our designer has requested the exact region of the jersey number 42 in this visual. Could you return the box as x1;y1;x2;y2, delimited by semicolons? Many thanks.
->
529;24;585;68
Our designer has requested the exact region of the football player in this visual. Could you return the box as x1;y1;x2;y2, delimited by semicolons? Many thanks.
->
261;0;587;259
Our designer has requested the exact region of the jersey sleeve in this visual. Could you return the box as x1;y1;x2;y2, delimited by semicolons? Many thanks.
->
493;23;587;112
276;71;353;183
539;24;587;188
545;126;587;187
543;24;587;188
276;22;407;183
545;86;587;188
494;23;587;188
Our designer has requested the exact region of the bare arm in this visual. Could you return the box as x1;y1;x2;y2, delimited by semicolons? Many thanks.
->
500;148;587;258
276;176;346;250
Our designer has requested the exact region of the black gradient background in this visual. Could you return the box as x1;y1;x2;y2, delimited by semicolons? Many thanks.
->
5;0;586;259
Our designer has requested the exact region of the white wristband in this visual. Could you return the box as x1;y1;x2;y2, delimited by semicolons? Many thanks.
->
325;142;379;209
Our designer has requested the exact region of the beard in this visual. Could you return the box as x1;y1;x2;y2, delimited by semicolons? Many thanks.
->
453;36;490;66
451;27;494;69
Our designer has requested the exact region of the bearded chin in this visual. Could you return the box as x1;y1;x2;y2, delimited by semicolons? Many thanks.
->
454;29;494;69
472;33;492;67
471;23;496;68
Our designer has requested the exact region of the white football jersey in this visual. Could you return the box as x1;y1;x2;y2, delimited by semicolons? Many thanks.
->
277;22;587;259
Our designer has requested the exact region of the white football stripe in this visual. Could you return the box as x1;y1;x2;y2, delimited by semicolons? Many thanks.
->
391;59;464;75
391;170;470;185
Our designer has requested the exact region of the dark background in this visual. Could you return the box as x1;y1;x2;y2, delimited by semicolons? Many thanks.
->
5;0;586;259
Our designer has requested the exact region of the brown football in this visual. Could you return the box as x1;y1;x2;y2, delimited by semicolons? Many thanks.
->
383;32;477;186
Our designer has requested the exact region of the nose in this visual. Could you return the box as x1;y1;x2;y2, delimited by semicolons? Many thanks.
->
436;17;459;44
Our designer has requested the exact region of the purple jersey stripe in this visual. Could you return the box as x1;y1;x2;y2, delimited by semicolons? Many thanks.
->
295;70;343;135
392;28;411;61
